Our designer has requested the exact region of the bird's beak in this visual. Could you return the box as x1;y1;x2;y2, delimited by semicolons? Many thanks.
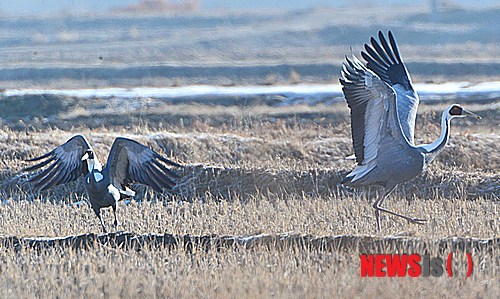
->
81;152;89;161
463;108;481;119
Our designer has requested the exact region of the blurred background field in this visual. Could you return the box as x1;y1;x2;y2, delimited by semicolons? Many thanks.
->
0;0;498;89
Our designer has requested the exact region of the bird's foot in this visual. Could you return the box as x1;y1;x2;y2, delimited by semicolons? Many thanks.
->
406;217;427;225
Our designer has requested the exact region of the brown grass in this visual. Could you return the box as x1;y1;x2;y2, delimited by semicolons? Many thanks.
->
0;99;498;298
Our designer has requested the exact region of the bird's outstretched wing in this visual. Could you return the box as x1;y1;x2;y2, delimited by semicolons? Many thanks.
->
106;137;182;193
24;135;92;190
340;55;391;166
340;55;410;183
362;31;412;90
361;31;419;144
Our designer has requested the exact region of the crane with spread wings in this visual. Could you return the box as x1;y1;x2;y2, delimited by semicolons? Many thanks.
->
24;135;182;232
340;31;480;231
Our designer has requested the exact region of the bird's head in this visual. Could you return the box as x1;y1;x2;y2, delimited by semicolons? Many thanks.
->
81;149;94;161
446;104;481;120
81;149;101;173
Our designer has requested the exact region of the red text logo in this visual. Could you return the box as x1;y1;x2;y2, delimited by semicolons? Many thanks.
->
360;253;472;278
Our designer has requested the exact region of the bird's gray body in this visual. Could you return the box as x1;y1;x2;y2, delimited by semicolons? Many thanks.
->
339;31;477;230
346;135;425;189
341;78;426;189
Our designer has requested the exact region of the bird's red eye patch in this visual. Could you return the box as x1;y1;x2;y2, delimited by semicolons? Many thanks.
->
450;106;462;115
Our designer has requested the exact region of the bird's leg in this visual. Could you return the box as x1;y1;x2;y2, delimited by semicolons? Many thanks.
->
373;186;427;231
373;187;394;231
112;204;118;230
93;207;107;233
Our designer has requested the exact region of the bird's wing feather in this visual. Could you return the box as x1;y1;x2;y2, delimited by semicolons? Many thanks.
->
361;31;419;143
362;31;412;90
341;55;385;166
106;137;182;193
340;55;410;169
24;135;92;190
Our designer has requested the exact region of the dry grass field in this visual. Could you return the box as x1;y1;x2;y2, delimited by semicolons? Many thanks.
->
0;96;498;298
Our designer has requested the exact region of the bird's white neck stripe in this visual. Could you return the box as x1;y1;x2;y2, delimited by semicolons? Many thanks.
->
87;157;103;173
86;158;94;174
420;111;450;152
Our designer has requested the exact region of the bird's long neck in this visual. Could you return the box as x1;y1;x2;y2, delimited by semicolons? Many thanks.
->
420;111;450;163
88;168;105;190
86;158;104;189
86;159;95;174
86;157;102;174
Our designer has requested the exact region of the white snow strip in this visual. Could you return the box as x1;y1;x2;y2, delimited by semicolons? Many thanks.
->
1;81;498;102
413;81;500;95
1;84;340;98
